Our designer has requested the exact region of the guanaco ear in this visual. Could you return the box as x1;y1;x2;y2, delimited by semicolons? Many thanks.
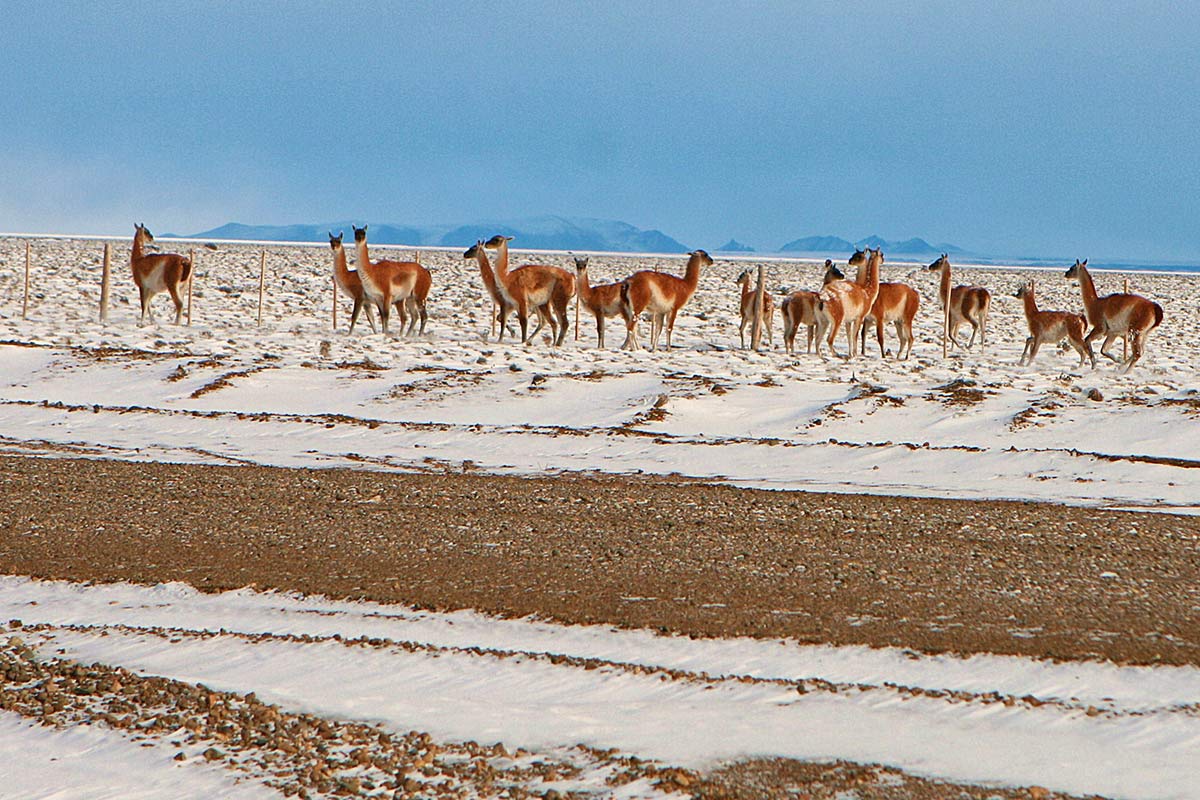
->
1081;259;1087;266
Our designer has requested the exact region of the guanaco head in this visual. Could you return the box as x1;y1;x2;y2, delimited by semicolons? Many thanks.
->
1064;259;1087;279
134;223;154;243
1014;280;1033;299
352;224;368;244
328;231;344;250
483;235;513;250
735;268;753;286
927;254;949;273
848;248;867;268
822;261;844;284
573;254;589;272
689;249;713;266
463;240;484;259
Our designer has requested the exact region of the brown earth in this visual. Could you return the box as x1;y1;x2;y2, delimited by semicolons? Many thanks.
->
0;454;1196;666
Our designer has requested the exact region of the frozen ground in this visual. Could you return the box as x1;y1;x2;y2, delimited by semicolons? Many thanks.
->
1;236;1198;799
0;235;1198;511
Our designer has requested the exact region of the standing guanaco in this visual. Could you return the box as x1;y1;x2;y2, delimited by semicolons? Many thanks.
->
735;269;775;348
328;231;376;334
927;254;990;350
623;249;710;351
575;255;633;349
352;224;431;336
130;223;192;325
483;235;575;346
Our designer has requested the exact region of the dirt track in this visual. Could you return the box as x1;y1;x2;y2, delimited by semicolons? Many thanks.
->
1;454;1196;666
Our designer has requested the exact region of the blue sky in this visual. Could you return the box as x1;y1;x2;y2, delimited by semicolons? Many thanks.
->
4;1;1199;260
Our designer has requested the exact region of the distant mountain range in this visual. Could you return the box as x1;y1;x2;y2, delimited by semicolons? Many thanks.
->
779;235;963;255
185;218;962;257
189;216;690;254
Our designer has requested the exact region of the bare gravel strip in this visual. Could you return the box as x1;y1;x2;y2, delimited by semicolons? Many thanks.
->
0;455;1196;666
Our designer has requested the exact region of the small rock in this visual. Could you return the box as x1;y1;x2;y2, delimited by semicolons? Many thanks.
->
1086;388;1103;402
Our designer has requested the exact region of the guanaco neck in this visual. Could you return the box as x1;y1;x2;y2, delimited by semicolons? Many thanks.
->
865;251;881;303
131;232;148;262
852;256;869;286
354;237;372;273
682;253;702;291
332;244;352;283
1021;288;1038;320
577;266;593;303
738;277;752;303
473;248;501;301
1075;264;1099;314
939;264;951;308
492;240;511;282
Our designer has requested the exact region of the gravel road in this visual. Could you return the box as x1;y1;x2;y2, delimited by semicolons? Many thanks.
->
2;454;1195;666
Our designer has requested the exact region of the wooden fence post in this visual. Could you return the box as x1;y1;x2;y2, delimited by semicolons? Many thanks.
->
256;250;266;326
99;242;111;322
22;241;31;319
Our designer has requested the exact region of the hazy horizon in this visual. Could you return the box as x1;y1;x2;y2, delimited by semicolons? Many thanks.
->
5;2;1198;263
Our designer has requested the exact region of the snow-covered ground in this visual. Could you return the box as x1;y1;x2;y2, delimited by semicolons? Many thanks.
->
0;711;281;800
1;235;1198;510
4;577;1199;800
2;236;1198;799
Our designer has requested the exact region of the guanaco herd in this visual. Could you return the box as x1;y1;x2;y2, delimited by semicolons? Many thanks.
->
126;224;1165;372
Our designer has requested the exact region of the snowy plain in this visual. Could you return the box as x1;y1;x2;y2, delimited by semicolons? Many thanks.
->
1;235;1198;798
0;235;1198;511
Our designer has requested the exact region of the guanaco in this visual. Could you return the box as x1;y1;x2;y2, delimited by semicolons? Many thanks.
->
735;269;775;348
328;231;376;334
1064;259;1163;373
483;235;575;346
352;224;431;336
1015;280;1094;368
462;240;553;342
927;254;990;349
623;249;711;351
575;256;633;349
786;261;844;355
817;248;881;358
130;223;192;325
860;279;920;360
